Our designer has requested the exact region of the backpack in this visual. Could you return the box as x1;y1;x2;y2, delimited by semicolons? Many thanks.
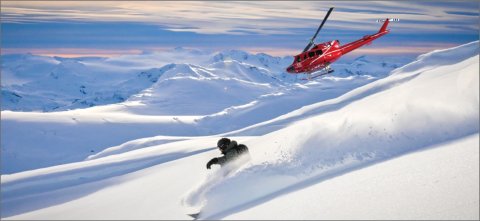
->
235;144;249;155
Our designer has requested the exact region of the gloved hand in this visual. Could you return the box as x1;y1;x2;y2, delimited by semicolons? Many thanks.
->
206;158;218;169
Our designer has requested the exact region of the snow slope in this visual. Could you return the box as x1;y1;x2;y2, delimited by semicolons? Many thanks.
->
2;135;477;220
1;41;478;220
223;134;479;220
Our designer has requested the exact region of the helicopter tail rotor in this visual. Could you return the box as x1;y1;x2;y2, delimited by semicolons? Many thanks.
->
376;18;400;22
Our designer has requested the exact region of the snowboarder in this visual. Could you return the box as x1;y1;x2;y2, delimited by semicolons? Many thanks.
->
206;138;250;169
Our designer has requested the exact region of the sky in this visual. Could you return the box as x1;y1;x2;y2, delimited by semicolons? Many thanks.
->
1;1;478;57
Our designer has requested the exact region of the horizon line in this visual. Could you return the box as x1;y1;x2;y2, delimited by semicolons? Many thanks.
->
1;43;461;58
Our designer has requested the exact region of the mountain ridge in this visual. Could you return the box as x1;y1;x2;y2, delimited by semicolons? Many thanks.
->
1;49;411;112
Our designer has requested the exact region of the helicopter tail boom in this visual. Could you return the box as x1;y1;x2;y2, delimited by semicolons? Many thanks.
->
338;19;391;55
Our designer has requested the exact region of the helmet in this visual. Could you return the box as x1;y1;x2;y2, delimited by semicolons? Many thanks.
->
217;138;231;151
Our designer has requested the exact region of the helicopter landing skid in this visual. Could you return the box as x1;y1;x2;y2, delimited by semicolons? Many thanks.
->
301;68;334;81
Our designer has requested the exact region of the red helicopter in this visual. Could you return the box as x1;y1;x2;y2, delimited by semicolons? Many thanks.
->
286;7;394;79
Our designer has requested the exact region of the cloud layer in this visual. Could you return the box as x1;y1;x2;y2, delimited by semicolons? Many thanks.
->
2;1;478;35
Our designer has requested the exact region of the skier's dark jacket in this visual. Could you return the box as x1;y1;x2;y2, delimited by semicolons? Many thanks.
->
206;140;249;169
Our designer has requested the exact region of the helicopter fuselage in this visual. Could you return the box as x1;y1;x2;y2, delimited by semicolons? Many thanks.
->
286;18;390;74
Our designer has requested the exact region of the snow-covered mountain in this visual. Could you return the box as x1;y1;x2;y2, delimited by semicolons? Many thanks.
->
332;55;410;77
1;49;409;112
1;41;478;220
1;50;409;173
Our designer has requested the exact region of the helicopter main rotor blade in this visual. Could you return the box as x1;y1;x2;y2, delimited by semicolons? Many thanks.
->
303;7;334;52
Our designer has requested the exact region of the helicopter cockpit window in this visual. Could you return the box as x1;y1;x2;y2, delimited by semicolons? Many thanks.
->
316;50;323;55
308;52;315;57
296;56;301;62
